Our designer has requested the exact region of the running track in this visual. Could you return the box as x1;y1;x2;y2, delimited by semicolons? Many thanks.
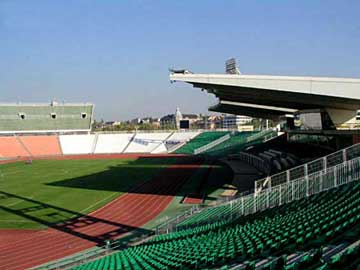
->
0;154;201;270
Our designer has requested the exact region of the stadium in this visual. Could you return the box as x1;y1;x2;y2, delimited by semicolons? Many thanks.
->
0;59;360;270
1;1;360;269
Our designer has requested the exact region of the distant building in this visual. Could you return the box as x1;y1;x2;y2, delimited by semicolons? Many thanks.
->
150;118;161;128
105;121;121;126
209;115;225;129
195;115;223;129
223;114;252;129
160;114;176;128
130;117;161;128
175;107;183;129
160;108;201;129
130;118;142;125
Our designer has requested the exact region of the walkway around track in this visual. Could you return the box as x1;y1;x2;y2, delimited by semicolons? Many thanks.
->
0;154;200;270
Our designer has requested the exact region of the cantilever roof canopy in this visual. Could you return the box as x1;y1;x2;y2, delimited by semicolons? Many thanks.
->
170;73;360;122
210;100;296;120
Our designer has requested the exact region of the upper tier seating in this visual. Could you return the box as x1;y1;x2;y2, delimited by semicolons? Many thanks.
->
204;130;279;157
0;104;93;132
165;132;200;144
19;135;61;156
165;132;200;152
94;134;134;154
73;181;360;270
0;136;29;158
59;135;95;155
125;133;171;153
175;132;229;154
204;131;256;155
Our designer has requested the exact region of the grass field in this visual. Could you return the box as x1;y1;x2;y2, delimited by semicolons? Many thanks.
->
0;157;175;229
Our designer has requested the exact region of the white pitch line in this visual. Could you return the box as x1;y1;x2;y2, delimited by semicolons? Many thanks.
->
0;220;34;223
69;192;119;218
2;196;34;207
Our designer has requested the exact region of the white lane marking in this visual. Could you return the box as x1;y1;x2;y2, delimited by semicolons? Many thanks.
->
69;192;119;218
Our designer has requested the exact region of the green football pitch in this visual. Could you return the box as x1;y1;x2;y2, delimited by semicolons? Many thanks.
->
0;157;175;229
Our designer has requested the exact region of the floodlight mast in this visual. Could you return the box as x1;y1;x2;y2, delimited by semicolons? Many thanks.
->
225;58;241;75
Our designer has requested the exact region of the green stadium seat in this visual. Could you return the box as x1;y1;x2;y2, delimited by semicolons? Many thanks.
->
72;181;360;270
175;132;229;154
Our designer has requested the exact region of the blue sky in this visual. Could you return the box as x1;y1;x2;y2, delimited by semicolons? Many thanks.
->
1;1;359;121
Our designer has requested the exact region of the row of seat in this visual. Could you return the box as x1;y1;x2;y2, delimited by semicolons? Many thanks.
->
0;135;61;158
0;131;269;158
257;149;299;174
72;180;360;270
204;130;276;157
203;131;256;155
175;132;230;154
0;132;201;158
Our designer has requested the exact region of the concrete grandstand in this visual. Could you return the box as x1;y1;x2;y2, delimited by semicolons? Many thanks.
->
0;132;210;158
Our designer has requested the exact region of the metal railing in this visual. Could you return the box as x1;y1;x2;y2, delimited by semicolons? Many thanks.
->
33;230;153;270
171;155;360;232
235;152;271;174
154;205;203;235
155;129;279;233
194;134;231;154
155;142;360;233
204;129;277;156
35;151;360;268
255;142;360;193
244;129;275;143
29;143;360;268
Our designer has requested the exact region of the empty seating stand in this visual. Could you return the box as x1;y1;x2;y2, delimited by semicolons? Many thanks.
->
125;133;172;153
94;134;134;154
165;132;200;153
59;135;95;155
0;136;29;158
175;132;229;154
203;131;271;157
73;180;360;270
0;132;202;158
19;135;62;156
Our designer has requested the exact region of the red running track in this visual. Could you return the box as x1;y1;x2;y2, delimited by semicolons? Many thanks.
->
0;155;200;270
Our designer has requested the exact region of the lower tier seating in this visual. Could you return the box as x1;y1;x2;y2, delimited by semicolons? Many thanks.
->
0;136;29;157
73;180;360;270
19;135;62;156
59;134;95;154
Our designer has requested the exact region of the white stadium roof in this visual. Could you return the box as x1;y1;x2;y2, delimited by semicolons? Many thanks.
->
170;72;360;125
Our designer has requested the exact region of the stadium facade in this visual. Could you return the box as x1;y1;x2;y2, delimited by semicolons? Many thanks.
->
0;102;94;134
